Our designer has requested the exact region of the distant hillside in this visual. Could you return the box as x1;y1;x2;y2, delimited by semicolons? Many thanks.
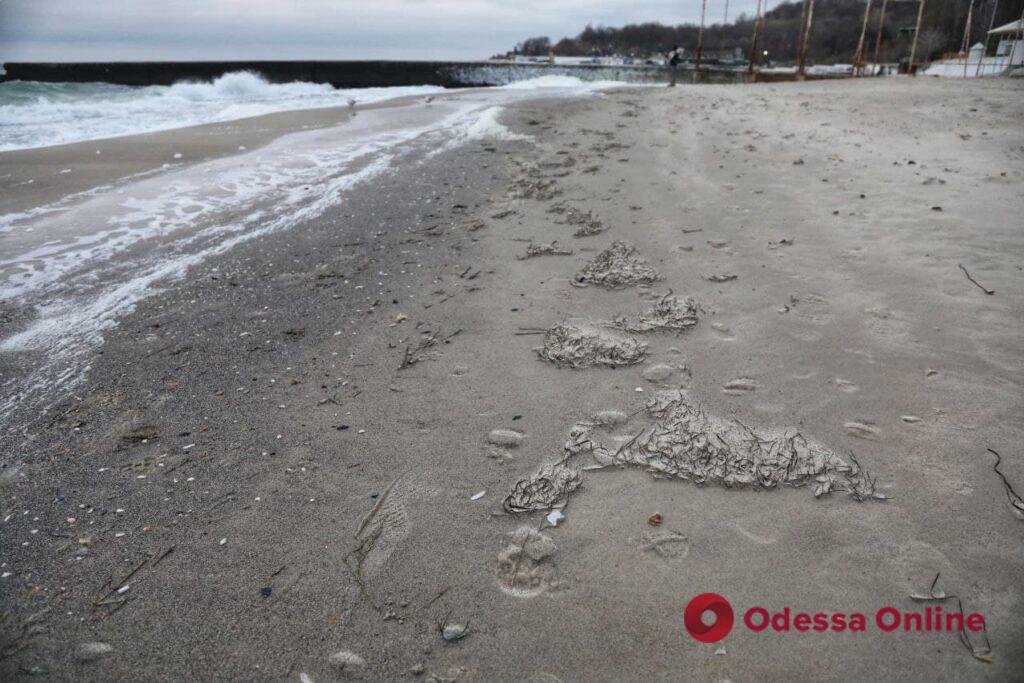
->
514;0;1024;64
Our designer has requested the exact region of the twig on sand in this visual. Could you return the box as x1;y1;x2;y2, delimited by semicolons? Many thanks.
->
399;328;459;369
910;573;993;663
958;264;995;295
987;448;1024;518
424;585;450;609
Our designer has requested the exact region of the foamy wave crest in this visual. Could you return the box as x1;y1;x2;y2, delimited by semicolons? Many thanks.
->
0;72;444;151
500;75;628;90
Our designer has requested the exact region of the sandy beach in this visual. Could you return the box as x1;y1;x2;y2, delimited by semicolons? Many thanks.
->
2;77;1023;681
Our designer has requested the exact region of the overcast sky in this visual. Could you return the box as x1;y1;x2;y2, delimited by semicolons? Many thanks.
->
0;0;763;62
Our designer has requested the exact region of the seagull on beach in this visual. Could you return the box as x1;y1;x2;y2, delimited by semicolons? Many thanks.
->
424;95;435;105
347;98;357;109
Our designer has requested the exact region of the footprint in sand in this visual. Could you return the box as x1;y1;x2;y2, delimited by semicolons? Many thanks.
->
723;378;759;395
791;293;833;325
496;526;561;597
350;474;420;579
864;306;912;339
711;322;734;340
639;529;690;560
834;378;859;393
844;421;881;440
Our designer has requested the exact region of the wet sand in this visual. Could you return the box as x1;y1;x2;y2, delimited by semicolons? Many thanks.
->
2;77;1024;681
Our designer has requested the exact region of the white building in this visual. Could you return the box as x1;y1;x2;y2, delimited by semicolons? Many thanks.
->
991;19;1024;67
920;19;1023;77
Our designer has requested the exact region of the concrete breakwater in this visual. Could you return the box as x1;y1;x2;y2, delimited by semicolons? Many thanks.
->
0;60;769;87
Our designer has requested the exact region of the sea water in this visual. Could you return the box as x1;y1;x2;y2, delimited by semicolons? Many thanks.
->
0;71;446;151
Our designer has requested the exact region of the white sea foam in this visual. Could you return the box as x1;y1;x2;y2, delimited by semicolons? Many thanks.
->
0;71;444;151
0;103;473;419
499;75;629;91
0;79;625;423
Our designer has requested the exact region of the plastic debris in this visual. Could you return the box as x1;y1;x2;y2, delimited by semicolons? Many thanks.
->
470;491;486;501
546;510;565;526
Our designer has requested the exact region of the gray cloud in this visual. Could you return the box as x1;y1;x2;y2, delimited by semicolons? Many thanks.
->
0;0;762;62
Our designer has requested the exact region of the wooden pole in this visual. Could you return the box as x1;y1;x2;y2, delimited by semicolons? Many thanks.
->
797;0;810;61
853;0;875;76
908;0;926;75
976;0;999;76
961;0;975;78
872;0;890;72
724;0;730;24
998;6;1023;73
748;0;765;77
696;0;708;70
1009;6;1024;75
798;0;816;76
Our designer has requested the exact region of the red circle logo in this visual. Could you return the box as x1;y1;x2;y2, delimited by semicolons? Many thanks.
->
684;593;734;643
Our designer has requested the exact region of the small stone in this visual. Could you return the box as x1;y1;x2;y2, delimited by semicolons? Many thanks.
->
75;642;114;663
642;364;674;382
328;650;366;672
486;429;523;447
441;623;470;642
593;410;628;426
410;664;425;675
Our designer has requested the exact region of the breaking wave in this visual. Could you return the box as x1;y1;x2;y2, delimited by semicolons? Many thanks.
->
0;71;444;151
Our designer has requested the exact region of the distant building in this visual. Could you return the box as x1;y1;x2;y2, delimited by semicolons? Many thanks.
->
991;19;1024;67
920;19;1023;77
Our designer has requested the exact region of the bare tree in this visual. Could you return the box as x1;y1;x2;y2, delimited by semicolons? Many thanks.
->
516;37;552;56
916;28;948;60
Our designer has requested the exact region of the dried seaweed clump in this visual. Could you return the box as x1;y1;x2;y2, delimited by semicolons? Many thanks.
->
565;208;605;237
503;392;883;517
580;392;882;500
536;321;647;368
508;163;562;201
518;241;573;260
615;292;700;333
504;462;582;512
576;240;661;288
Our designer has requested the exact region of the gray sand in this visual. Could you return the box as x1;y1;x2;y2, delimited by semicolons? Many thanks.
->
2;78;1024;681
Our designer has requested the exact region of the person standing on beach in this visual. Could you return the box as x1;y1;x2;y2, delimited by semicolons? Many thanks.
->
666;46;683;86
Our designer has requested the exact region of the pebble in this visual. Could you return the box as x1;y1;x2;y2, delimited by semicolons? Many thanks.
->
486;429;523;447
328;650;366;672
441;623;470;642
642;364;674;382
75;642;114;663
593;410;628;426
